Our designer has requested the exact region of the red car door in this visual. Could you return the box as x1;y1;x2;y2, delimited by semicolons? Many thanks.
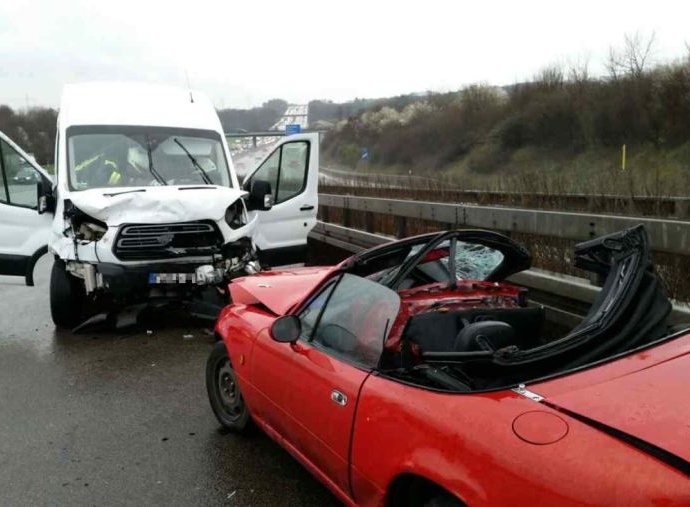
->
282;342;369;497
279;273;401;499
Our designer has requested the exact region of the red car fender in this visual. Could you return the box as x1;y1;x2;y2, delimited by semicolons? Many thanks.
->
350;374;690;506
215;303;275;418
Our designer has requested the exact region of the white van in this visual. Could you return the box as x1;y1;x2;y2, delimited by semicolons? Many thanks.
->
0;82;319;326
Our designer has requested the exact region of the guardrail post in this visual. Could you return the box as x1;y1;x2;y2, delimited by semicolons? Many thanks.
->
321;205;330;224
394;216;407;239
674;199;689;219
365;211;375;233
342;207;350;228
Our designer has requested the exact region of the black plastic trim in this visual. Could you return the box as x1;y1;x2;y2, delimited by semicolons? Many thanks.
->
257;244;307;268
25;245;48;286
0;253;29;277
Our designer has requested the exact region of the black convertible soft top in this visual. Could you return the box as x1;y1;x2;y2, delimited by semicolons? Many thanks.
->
429;225;673;388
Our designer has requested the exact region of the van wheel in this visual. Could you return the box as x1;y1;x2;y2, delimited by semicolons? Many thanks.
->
206;341;253;432
50;260;85;328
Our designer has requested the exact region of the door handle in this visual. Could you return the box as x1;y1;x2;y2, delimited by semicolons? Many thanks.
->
330;389;347;407
300;205;315;211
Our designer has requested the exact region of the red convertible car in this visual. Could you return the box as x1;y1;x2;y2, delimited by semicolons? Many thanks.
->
206;226;690;506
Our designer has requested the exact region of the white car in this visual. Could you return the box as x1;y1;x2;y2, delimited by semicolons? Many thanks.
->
0;82;319;327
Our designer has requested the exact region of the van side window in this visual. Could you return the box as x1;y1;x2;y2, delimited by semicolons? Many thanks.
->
0;139;39;208
0;142;8;203
249;149;280;198
247;141;309;205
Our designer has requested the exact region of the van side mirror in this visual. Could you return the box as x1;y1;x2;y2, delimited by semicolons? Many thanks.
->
246;179;273;211
270;315;301;343
37;179;55;214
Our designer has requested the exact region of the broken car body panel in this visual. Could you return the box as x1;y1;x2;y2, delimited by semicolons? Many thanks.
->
229;266;336;316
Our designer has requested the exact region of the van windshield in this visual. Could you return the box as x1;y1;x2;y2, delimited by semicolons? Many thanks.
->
66;125;233;190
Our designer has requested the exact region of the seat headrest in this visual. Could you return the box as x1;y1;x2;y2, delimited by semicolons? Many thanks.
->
453;321;516;352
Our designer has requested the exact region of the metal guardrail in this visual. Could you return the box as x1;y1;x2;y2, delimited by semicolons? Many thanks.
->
318;193;690;255
319;178;690;219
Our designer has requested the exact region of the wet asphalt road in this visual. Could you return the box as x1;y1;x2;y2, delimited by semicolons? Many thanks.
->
0;256;340;506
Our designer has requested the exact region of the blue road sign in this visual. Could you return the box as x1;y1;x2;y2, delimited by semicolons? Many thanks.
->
360;147;369;160
285;124;301;135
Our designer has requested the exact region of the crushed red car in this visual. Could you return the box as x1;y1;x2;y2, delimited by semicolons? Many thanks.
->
206;226;690;506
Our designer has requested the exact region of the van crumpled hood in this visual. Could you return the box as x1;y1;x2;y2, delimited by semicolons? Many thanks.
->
69;186;245;226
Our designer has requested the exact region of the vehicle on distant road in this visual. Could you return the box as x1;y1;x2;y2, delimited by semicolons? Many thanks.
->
208;226;689;506
0;82;319;327
11;165;40;184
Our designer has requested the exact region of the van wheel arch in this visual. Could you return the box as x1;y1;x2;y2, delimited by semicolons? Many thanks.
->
386;474;465;507
24;245;48;286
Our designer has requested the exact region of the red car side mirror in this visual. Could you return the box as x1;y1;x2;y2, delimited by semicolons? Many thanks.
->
270;315;301;343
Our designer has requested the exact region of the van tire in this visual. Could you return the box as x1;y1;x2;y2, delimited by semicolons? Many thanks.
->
50;260;85;328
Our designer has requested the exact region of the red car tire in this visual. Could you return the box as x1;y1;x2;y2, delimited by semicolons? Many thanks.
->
206;341;253;432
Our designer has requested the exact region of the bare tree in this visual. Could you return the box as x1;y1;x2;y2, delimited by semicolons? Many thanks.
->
606;31;656;80
625;31;656;78
605;46;621;80
567;52;591;84
535;64;565;88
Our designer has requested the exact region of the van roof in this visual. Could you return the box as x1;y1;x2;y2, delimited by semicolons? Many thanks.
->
59;82;223;132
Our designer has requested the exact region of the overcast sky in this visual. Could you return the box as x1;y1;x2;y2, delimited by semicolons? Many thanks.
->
1;0;688;110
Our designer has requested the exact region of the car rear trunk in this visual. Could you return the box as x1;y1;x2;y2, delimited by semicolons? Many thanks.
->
535;330;690;468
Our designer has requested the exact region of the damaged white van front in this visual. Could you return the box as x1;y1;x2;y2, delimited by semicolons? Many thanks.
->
0;82;319;327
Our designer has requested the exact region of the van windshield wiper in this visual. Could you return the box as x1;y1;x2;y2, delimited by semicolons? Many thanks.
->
174;138;213;185
145;136;167;185
103;189;147;197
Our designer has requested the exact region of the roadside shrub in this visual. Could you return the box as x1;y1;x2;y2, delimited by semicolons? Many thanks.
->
323;42;690;181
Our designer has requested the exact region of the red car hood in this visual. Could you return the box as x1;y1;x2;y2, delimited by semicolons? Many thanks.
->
229;266;336;315
537;332;690;463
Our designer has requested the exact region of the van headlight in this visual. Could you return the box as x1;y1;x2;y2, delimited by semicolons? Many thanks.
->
77;221;107;241
224;201;245;229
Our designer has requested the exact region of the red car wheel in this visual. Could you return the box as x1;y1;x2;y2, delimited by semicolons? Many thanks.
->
205;342;253;432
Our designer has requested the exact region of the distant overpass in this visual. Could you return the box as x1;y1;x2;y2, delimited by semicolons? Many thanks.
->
225;129;323;139
226;103;313;148
224;129;325;150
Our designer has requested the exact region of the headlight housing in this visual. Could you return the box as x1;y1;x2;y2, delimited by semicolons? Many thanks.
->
224;200;246;229
76;221;107;241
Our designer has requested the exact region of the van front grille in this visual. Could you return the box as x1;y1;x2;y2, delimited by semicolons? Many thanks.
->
113;221;222;260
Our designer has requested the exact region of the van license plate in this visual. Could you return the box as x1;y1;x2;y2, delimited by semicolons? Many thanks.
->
148;273;197;284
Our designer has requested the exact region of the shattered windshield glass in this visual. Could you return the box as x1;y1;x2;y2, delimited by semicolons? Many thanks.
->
454;241;505;280
415;240;504;281
372;238;505;286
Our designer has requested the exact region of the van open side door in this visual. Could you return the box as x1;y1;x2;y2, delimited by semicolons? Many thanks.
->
242;132;319;267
